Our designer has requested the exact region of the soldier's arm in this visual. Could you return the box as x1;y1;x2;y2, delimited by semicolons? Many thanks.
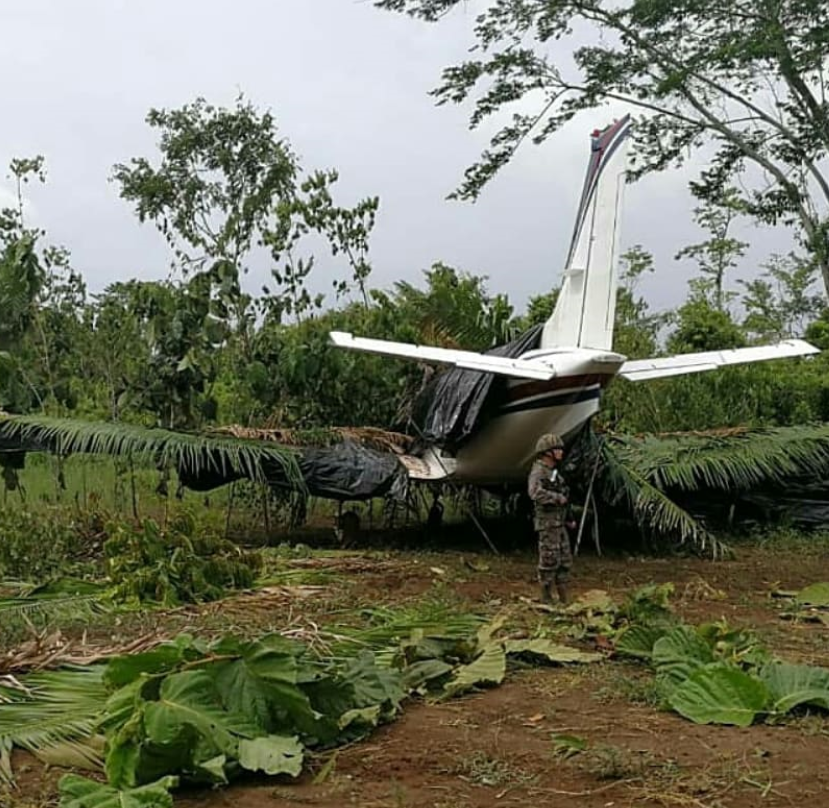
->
528;465;568;506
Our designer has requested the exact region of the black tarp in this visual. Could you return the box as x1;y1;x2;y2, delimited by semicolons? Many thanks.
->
410;325;543;449
680;481;829;529
265;441;407;501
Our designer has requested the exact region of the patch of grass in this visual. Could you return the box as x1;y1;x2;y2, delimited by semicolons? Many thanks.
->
579;744;654;781
784;711;829;737
731;525;829;554
0;777;58;808
593;669;663;707
455;751;537;788
629;752;780;806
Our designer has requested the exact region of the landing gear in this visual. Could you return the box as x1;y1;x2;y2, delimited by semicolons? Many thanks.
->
335;506;361;548
427;493;444;533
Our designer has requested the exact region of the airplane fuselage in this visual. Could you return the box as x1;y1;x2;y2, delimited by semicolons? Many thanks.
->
404;348;626;485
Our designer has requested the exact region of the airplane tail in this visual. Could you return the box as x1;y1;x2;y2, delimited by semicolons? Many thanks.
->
541;115;632;351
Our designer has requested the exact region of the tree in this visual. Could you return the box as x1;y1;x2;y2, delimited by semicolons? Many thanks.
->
674;190;748;311
377;0;829;295
613;245;667;358
114;96;380;335
0;158;46;362
0;157;87;414
112;97;381;427
390;262;515;350
741;252;824;341
599;245;670;431
668;299;746;354
514;290;560;330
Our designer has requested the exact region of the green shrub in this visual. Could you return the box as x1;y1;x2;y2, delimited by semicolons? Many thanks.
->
103;513;260;605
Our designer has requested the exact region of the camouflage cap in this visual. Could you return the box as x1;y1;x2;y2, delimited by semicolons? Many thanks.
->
535;433;564;454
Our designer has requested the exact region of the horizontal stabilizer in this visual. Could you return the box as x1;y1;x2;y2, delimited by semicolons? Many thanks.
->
329;332;556;380
619;339;820;382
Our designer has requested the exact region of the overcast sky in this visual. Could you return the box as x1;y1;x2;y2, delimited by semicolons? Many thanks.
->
0;0;792;316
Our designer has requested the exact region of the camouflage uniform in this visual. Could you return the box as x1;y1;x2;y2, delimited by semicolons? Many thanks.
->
527;459;572;586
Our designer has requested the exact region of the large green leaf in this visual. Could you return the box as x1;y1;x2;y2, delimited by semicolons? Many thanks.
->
339;652;405;711
758;662;829;714
796;583;829;607
653;626;714;689
237;735;303;777
143;671;259;751
444;644;506;697
58;774;177;808
600;442;724;557
614;624;670;661
338;705;382;731
105;714;198;790
668;664;770;726
300;675;362;745
563;589;617;616
401;659;454;691
107;670;263;788
0;415;303;489
503;640;602;664
105;648;191;690
209;636;315;733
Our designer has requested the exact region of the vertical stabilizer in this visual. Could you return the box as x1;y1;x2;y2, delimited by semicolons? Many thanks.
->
541;116;632;350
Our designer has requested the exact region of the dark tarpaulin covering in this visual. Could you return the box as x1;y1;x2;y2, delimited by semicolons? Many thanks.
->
264;441;407;501
0;431;48;470
669;480;829;529
738;482;829;528
162;441;407;501
410;325;543;449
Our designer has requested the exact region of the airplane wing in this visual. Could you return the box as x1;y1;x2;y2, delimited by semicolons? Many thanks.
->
329;331;556;381
618;339;820;382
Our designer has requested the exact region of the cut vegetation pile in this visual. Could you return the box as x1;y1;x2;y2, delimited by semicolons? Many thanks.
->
0;612;601;804
611;582;829;727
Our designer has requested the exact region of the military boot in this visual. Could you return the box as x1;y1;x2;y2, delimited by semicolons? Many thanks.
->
556;582;569;606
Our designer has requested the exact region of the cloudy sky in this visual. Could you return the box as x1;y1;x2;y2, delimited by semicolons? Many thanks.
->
0;0;788;316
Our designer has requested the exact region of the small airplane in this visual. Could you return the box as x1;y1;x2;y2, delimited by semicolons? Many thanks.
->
330;116;819;486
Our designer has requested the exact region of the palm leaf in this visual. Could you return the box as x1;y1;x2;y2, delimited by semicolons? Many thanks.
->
601;441;727;558
0;666;106;783
0;415;303;489
609;424;829;493
0;593;111;626
600;423;829;557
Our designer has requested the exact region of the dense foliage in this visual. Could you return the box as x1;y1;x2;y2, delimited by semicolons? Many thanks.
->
377;0;829;296
1;95;828;443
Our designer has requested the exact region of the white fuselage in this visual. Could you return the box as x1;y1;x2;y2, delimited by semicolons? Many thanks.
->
408;347;626;485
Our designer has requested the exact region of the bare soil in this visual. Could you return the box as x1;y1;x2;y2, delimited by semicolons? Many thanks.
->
7;541;829;808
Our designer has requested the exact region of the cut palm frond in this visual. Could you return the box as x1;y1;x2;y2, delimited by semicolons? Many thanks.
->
600;423;829;557
0;593;111;626
610;424;829;493
0;415;303;488
601;442;726;558
329;604;484;657
0;665;106;783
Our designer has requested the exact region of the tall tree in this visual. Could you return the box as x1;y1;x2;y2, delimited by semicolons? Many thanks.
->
113;96;379;336
0;157;87;414
377;0;829;294
741;252;824;341
674;190;748;311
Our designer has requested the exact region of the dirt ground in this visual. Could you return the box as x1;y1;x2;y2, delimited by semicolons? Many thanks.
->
8;541;829;808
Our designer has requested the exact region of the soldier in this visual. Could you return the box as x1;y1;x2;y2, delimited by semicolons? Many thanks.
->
528;433;573;605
